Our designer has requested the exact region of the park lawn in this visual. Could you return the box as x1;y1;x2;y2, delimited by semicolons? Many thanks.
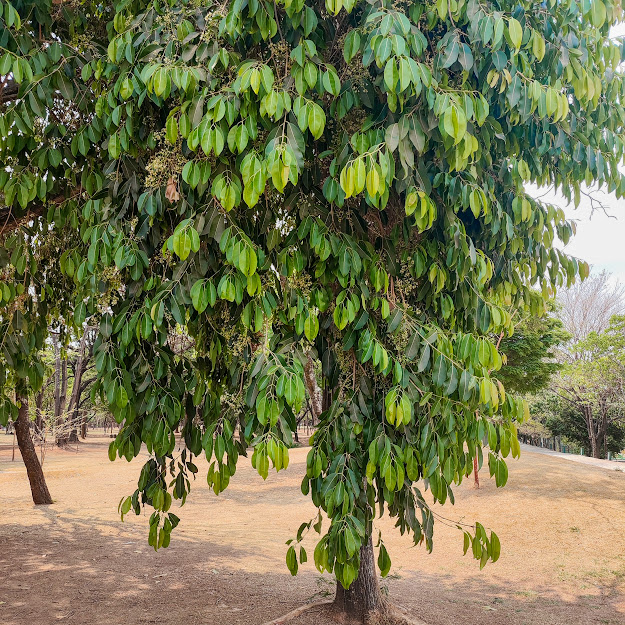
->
1;433;624;625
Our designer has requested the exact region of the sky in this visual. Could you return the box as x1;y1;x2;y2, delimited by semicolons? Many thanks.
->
526;24;625;285
529;185;625;284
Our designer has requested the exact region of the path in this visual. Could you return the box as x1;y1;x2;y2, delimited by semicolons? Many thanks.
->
520;443;625;472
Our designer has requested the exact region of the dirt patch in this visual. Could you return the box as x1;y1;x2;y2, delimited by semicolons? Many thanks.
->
1;431;624;625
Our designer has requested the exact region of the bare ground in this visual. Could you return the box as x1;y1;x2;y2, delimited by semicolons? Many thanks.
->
1;432;624;625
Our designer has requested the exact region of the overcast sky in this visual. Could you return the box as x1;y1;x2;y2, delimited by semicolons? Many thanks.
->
527;24;625;285
528;184;625;284
562;195;625;284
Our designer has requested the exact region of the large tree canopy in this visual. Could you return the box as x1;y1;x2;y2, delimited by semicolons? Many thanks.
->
1;0;624;609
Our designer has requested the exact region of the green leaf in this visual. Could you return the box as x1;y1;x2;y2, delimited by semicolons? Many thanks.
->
440;37;459;68
308;103;325;139
322;68;341;96
490;532;501;562
589;0;606;27
507;18;523;51
108;134;121;159
343;30;361;63
377;543;391;577
166;114;179;144
384;58;399;91
191;280;210;313
173;231;192;260
74;300;87;325
417;343;431;372
304;313;319;341
286;545;298;575
432;355;447;387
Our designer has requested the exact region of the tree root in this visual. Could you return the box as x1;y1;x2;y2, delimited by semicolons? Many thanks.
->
260;600;333;625
260;600;428;625
363;602;428;625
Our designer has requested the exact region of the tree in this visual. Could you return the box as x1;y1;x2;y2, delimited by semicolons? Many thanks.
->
495;305;569;395
1;0;624;622
530;392;625;455
12;378;53;504
552;315;625;458
36;325;98;444
467;304;568;486
558;269;625;345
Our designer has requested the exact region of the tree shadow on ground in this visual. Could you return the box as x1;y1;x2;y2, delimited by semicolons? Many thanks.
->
379;568;625;625
1;516;623;625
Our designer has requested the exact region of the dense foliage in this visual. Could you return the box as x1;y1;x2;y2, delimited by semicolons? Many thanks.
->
549;315;625;457
1;0;624;588
495;305;568;395
529;392;625;455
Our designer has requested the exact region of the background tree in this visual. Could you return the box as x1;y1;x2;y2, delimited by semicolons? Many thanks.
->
557;269;625;345
495;305;569;395
466;303;568;485
0;225;82;504
1;0;625;622
529;391;625;455
551;315;625;458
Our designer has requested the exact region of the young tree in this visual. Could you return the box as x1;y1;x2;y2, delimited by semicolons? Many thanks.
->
552;315;625;458
2;0;625;621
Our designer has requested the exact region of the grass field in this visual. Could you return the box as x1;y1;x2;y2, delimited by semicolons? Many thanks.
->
1;433;624;625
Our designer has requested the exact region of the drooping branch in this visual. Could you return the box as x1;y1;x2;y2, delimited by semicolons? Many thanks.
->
0;77;19;105
0;194;74;237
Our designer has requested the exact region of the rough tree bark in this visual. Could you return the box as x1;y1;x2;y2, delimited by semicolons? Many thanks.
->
35;389;44;433
334;535;384;622
80;416;88;439
14;385;53;505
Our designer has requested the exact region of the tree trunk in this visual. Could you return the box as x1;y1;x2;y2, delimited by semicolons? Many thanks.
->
473;454;480;488
590;415;601;459
68;330;90;436
583;405;600;458
14;388;53;505
60;358;68;416
53;334;62;419
304;355;322;422
334;535;384;622
53;334;67;446
35;390;44;433
598;406;608;460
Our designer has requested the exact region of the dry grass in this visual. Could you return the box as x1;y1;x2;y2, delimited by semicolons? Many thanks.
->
0;432;624;625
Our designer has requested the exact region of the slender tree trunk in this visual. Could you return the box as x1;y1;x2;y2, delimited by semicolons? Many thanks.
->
53;334;66;446
53;334;62;419
304;355;322;422
589;411;602;459
68;331;89;436
334;535;384;621
473;454;480;488
583;405;600;458
60;358;68;416
598;406;608;459
35;390;44;433
14;387;52;505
